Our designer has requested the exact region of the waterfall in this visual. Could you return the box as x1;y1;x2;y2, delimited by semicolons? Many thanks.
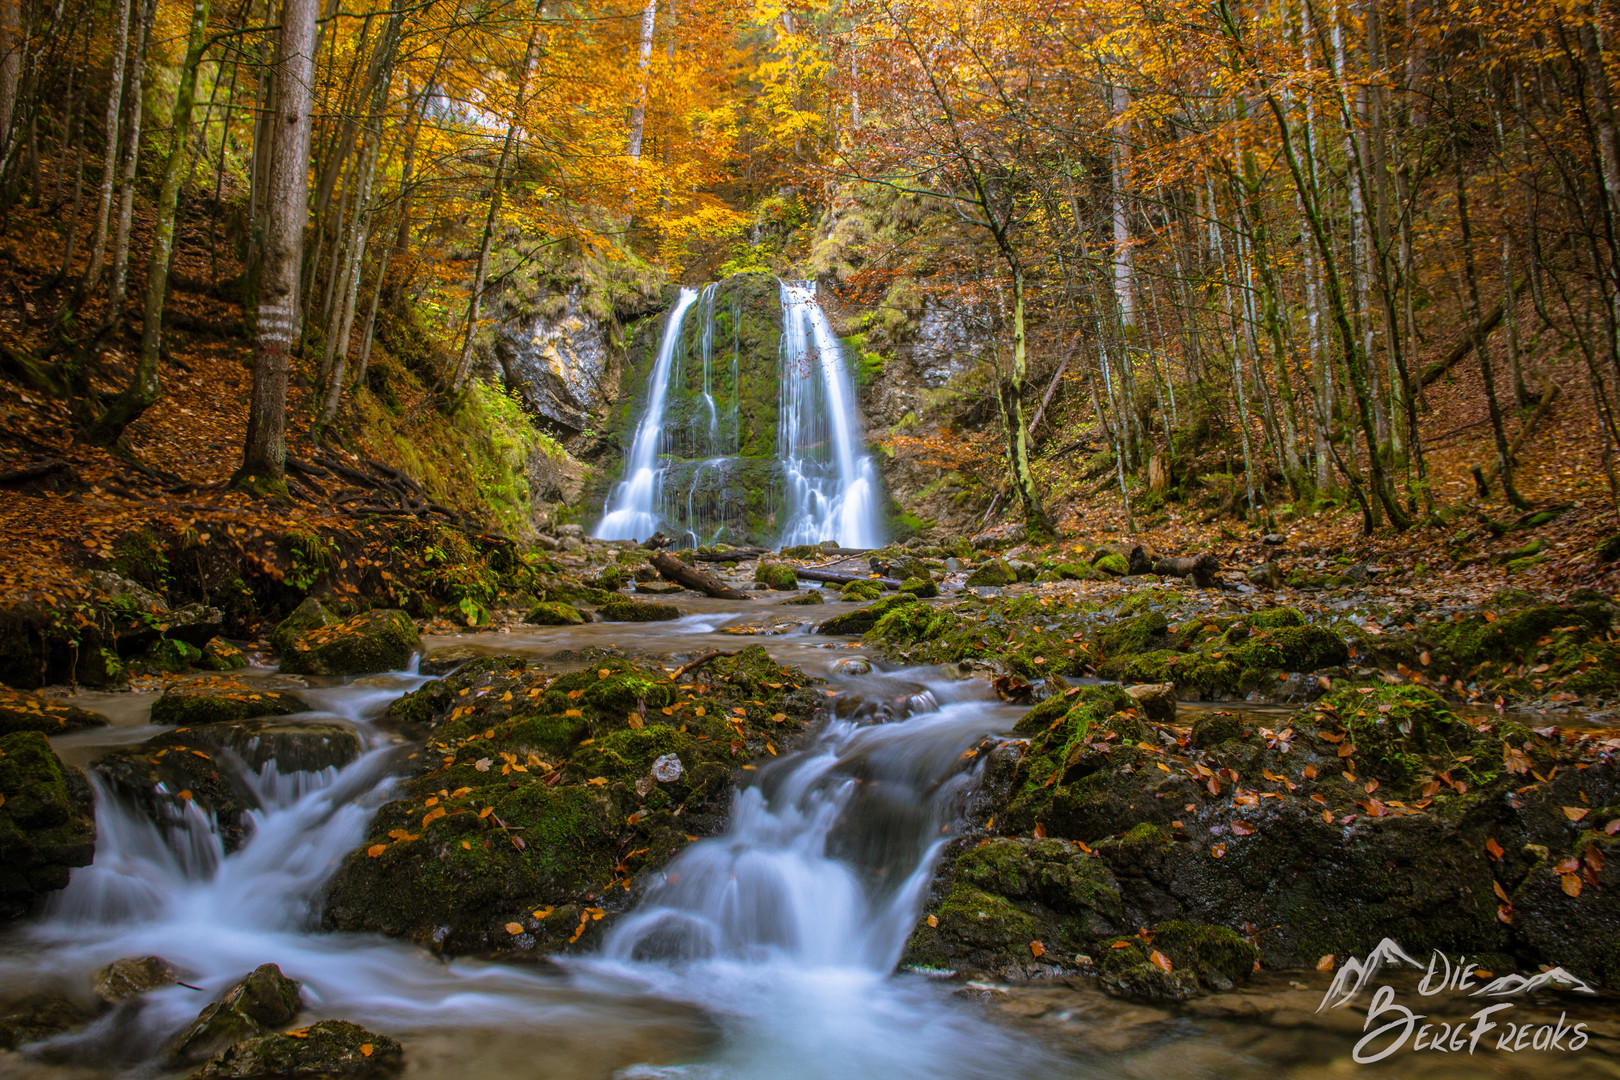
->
594;276;883;549
777;281;883;549
594;287;702;542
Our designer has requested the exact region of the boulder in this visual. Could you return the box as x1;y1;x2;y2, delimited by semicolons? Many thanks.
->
0;992;94;1050
1093;553;1129;576
94;737;260;852
0;731;96;920
839;579;884;602
270;598;339;656
170;963;302;1064
193;1019;402;1079
0;685;108;737
149;677;311;727
524;601;587;626
200;639;249;671
152;720;362;775
1123;683;1176;722
776;592;824;606
278;610;420;676
754;563;800;591
898;576;938;599
95;956;179;1004
817;594;919;636
964;559;1017;588
597;599;681;622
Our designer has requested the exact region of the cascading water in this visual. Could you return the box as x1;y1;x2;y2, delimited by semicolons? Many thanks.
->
594;275;882;549
776;281;883;549
595;287;703;543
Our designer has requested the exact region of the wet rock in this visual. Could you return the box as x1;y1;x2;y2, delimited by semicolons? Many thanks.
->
94;734;260;853
817;593;918;636
151;720;362;775
170;963;303;1064
838;579;884;602
0;991;95;1050
0;731;96;920
524;601;587;626
0;685;108;737
832;657;873;676
1123;683;1176;722
200;639;249;671
1093;553;1129;577
1189;711;1243;749
193;1019;403;1080
94;956;179;1004
754;563;800;591
944;558;962;573
898;576;938;599
598;598;681;622
278;609;419;676
970;524;1025;550
651;753;684;783
965;560;1016;587
1005;560;1037;583
776;592;824;606
326;649;827;955
1246;562;1282;590
269;598;340;656
149;677;312;727
557;524;585;539
634;581;685;595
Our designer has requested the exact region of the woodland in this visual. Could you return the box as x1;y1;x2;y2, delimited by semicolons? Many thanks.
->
0;0;1618;1077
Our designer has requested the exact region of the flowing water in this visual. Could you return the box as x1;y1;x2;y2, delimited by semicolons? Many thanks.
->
2;599;1612;1079
594;279;881;549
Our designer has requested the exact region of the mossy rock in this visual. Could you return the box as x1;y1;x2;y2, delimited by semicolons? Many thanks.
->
598;599;681;622
149;678;311;727
0;992;95;1050
817;593;918;635
153;720;361;775
0;686;107;737
1094;553;1129;576
754;563;799;591
898;576;938;599
199;639;248;671
1318;685;1468;780
525;601;587;626
139;637;203;674
1504;555;1546;574
0;730;96;920
278;609;419;676
1228;624;1347;673
1098;611;1169;658
170;963;303;1064
1189;711;1243;748
839;579;883;601
1053;562;1104;582
591;565;628;591
964;559;1016;587
1248;607;1304;629
269;597;338;655
1097;939;1203;1001
776;592;824;606
194;1019;402;1079
1152;920;1258;992
94;736;260;852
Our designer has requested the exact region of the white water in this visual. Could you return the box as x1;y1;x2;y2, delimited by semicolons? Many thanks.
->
2;658;1053;1079
596;287;703;542
777;281;883;549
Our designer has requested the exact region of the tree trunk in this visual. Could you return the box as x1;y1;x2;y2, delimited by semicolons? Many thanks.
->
81;0;132;295
107;0;153;329
625;0;657;161
238;0;317;487
0;0;21;165
88;0;211;448
649;550;754;599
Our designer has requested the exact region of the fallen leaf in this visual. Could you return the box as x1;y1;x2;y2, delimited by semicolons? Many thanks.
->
360;1044;373;1058
366;844;386;858
1303;765;1318;779
586;777;608;787
1231;821;1256;836
1486;837;1505;860
505;922;524;935
927;914;939;928
1030;940;1046;958
1317;954;1335;971
1211;842;1226;858
1149;950;1173;972
1560;873;1583;897
1321;809;1334;823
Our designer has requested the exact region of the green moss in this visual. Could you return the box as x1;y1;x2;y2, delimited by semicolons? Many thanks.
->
598;599;681;622
279;609;419;676
965;559;1016;587
150;680;309;727
1094;553;1129;576
270;597;337;655
200;638;248;671
525;601;586;626
110;529;170;592
1053;562;1104;582
1190;711;1243;748
1248;607;1304;628
1229;624;1347;672
0;731;96;918
1319;685;1465;781
817;593;917;635
1098;611;1169;658
754;563;799;591
776;592;824;606
137;637;202;673
898;576;938;599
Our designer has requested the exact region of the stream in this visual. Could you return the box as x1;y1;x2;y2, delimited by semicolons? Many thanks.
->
2;592;1613;1080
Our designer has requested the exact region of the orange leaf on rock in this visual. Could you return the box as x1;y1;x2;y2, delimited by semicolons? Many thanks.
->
366;844;386;858
359;1044;373;1058
505;922;524;935
1211;842;1226;858
1317;954;1335;971
1231;821;1256;836
1560;873;1583;898
1149;950;1173;972
1485;837;1505;860
927;914;939;928
1030;941;1046;958
1562;806;1589;822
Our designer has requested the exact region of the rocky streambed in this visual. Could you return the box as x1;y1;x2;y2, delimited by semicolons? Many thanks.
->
0;535;1616;1078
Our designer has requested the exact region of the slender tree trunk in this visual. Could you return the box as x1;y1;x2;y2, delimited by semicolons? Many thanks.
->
107;0;153;330
87;0;211;447
238;0;317;486
0;0;20;164
81;0;131;294
626;0;656;161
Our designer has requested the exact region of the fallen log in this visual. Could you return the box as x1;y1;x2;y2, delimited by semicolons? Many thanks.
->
650;550;755;600
1476;382;1561;494
690;547;770;562
793;566;904;589
1127;545;1221;588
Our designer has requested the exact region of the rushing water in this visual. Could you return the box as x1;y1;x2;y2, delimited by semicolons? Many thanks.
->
594;278;882;549
776;282;882;550
4;602;1610;1080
